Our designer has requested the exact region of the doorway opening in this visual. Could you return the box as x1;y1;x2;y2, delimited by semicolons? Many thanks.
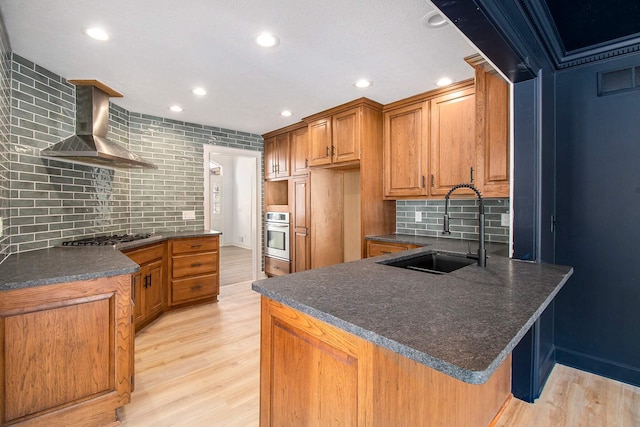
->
203;145;263;284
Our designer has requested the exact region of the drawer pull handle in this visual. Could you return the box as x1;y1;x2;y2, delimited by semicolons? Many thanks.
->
191;263;203;267
380;250;391;254
191;244;202;248
191;285;203;291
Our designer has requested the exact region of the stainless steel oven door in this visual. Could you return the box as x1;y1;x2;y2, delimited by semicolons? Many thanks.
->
265;222;290;261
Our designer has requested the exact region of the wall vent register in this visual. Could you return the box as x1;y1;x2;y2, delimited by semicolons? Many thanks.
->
598;65;640;96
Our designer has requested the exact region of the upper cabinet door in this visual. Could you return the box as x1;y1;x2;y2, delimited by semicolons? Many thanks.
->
291;126;309;176
332;107;361;164
308;117;332;167
478;69;510;197
264;136;277;180
429;87;476;196
275;133;290;178
383;101;429;198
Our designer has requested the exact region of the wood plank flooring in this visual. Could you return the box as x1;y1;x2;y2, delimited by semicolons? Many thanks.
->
117;281;260;426
219;245;254;286
118;280;640;426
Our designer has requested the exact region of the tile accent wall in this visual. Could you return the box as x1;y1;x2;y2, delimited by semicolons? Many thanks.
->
0;21;9;263
127;112;263;233
1;53;263;256
396;198;510;243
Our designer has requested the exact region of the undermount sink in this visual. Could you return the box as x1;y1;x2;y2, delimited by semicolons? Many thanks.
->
378;251;476;275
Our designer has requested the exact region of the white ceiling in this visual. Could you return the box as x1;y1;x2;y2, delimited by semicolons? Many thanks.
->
0;0;478;135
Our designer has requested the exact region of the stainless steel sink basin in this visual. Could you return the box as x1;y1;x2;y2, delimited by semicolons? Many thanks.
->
378;251;476;275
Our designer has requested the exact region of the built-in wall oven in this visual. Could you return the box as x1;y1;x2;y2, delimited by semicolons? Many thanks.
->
265;212;290;261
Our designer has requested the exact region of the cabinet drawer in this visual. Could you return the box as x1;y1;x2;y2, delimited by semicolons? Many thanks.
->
124;243;164;265
172;252;218;278
265;256;291;276
171;274;218;304
367;241;418;257
171;236;219;255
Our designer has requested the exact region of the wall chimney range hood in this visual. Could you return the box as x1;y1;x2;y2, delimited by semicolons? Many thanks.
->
41;80;157;169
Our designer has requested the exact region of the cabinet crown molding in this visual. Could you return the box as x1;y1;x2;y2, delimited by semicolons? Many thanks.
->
382;79;474;112
302;97;383;123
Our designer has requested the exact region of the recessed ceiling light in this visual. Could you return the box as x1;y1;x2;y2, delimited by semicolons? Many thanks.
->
192;87;207;96
421;11;448;28
280;110;292;117
436;77;453;87
169;105;183;112
354;79;373;88
82;27;109;41
255;32;280;48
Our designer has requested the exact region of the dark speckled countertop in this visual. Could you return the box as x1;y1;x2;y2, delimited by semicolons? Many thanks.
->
0;230;222;291
252;234;573;385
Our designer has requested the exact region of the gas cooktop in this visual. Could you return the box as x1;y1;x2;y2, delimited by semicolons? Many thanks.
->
61;233;152;247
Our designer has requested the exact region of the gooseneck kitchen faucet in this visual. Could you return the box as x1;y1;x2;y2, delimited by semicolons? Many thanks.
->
442;183;487;267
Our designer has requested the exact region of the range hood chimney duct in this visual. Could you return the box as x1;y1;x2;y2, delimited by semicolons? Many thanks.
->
41;80;157;169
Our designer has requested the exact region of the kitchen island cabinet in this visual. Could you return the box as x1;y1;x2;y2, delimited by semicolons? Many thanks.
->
260;296;512;426
0;248;137;427
253;239;573;425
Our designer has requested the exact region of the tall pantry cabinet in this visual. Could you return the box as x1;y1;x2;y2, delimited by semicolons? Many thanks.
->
263;98;395;274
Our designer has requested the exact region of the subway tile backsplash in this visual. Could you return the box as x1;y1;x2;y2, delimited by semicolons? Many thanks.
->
396;198;510;243
0;29;10;263
1;53;263;255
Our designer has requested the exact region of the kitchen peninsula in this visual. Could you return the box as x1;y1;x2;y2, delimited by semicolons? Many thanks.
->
0;231;220;427
252;237;573;426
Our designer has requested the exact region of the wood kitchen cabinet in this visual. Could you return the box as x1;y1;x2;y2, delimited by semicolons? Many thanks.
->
383;75;509;199
168;235;220;307
430;86;477;196
383;100;430;198
366;239;419;257
290;124;309;176
305;101;374;167
124;242;165;333
265;256;291;277
466;54;510;198
0;275;132;426
383;80;476;199
291;175;311;272
262;98;395;273
260;297;511;426
264;132;290;180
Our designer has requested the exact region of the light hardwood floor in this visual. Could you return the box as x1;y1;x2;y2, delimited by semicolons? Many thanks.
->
219;245;254;286
118;280;640;426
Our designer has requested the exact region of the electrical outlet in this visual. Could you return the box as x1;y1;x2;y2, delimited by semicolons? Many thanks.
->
415;211;422;222
182;210;196;220
501;213;510;227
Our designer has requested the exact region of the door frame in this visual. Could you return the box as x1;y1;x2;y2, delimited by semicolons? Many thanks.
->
202;144;263;281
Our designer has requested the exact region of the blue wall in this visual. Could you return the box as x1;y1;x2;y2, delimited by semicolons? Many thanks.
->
554;53;640;385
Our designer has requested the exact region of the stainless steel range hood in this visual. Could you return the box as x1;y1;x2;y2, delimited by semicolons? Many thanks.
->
41;80;157;169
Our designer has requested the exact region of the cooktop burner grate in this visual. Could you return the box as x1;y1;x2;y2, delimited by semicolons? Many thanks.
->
61;233;152;246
